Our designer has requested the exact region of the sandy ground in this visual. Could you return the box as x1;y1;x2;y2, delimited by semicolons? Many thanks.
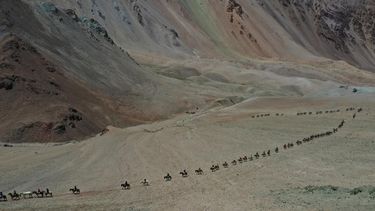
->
1;95;374;210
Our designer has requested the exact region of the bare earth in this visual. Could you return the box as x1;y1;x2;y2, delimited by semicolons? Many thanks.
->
1;1;375;210
1;95;374;211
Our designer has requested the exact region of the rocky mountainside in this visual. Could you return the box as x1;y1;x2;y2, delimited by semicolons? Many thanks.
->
34;0;375;68
0;0;374;142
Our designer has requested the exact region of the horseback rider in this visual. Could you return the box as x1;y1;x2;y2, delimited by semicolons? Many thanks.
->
141;179;149;186
255;152;259;158
165;173;172;180
46;188;50;194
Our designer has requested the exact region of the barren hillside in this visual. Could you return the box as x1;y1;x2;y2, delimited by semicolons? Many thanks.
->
1;1;375;210
1;0;374;142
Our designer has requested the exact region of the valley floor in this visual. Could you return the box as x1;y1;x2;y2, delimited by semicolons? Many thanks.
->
1;95;375;210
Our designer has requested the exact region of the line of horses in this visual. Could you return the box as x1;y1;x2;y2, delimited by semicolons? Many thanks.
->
118;116;351;191
1;189;52;201
251;107;360;119
296;107;360;116
1;108;360;202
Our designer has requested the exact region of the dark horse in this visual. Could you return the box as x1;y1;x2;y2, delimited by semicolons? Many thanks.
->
164;174;172;181
223;162;229;168
141;179;149;186
210;164;220;172
0;192;7;201
195;168;203;175
121;181;130;189
8;191;20;200
69;186;80;194
254;152;260;159
33;189;45;198
180;170;188;177
45;188;53;197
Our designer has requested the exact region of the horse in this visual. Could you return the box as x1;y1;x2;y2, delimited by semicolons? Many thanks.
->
231;160;237;165
238;157;243;163
20;191;33;199
32;189;44;198
267;150;271;156
164;174;172;181
296;140;302;145
45;189;53;197
210;165;219;172
275;147;279;153
180;170;188;177
243;156;248;162
0;192;7;202
141;179;149;186
69;186;80;194
195;168;203;175
261;151;266;157
121;182;130;190
223;162;229;168
254;152;260;159
8;192;20;200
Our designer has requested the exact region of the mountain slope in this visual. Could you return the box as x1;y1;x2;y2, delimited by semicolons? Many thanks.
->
0;0;214;142
1;0;375;142
39;0;375;69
